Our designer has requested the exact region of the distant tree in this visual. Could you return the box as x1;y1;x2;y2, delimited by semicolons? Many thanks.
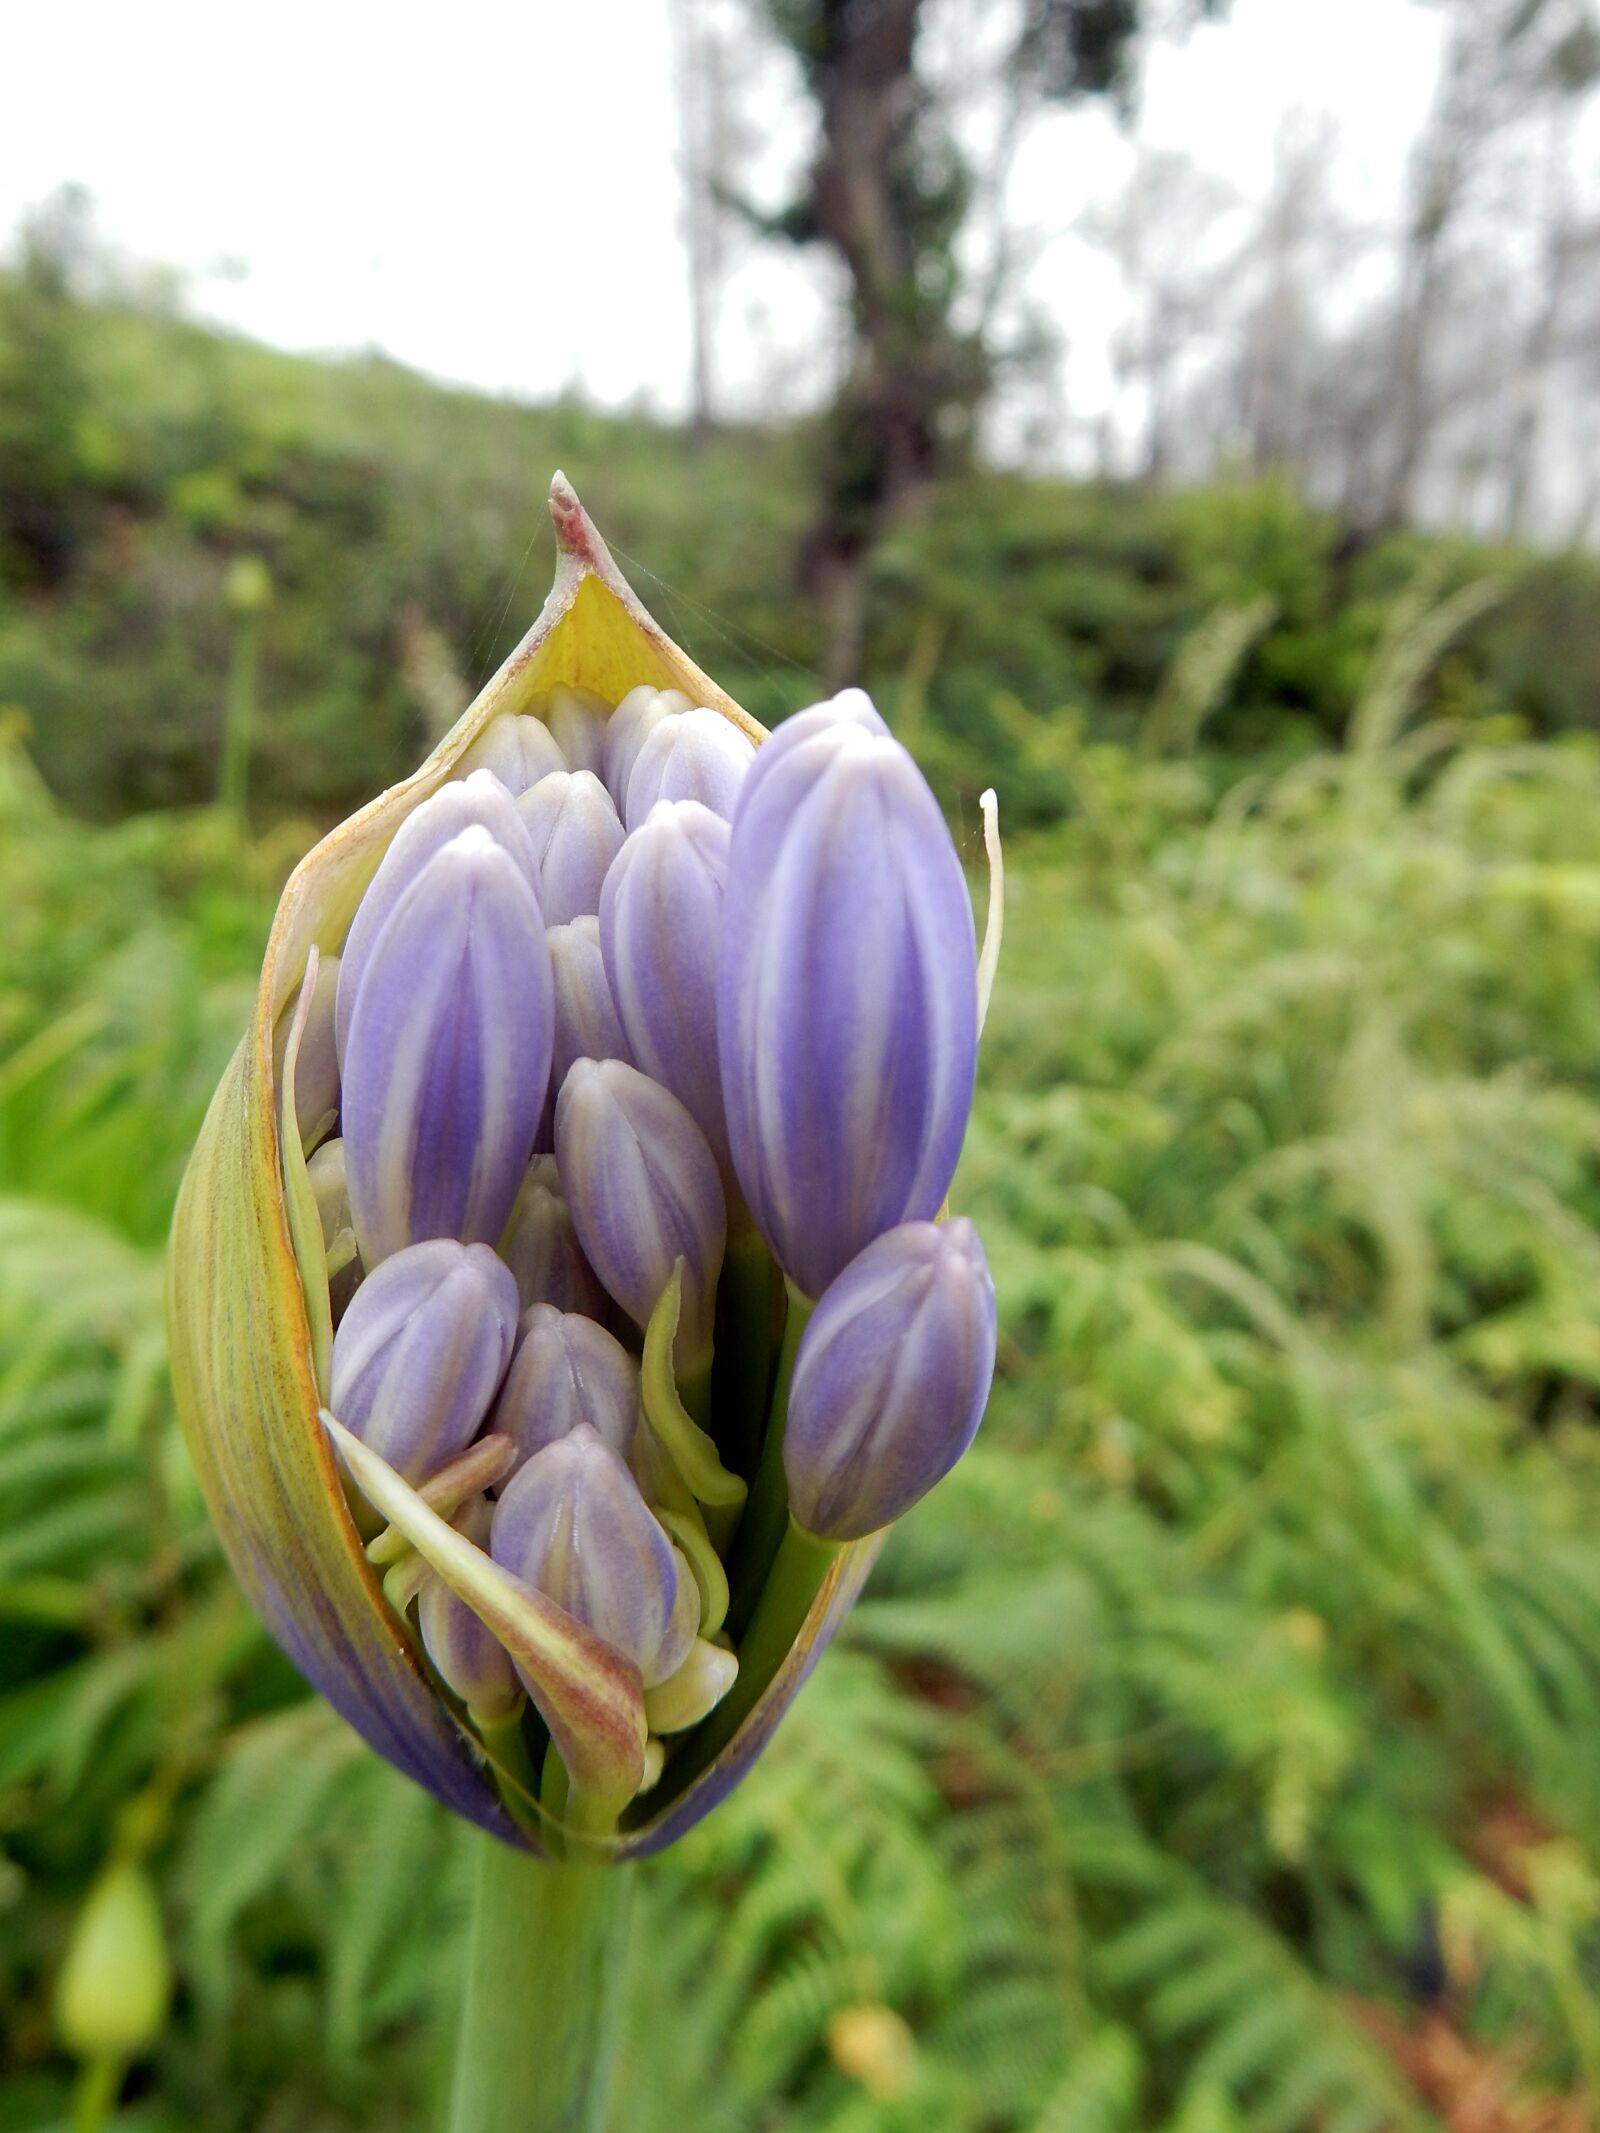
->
0;185;97;588
670;0;760;443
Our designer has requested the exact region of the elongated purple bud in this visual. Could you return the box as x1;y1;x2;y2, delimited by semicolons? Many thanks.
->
785;1219;994;1540
624;707;755;831
329;1239;520;1482
456;714;567;796
335;771;539;1066
491;1425;693;1687
342;825;553;1265
274;952;341;1145
554;1059;725;1371
516;769;626;925
546;684;608;778
600;801;731;1172
418;1497;522;1724
719;692;978;1298
501;1156;611;1320
495;1303;639;1462
602;685;690;810
548;917;630;1095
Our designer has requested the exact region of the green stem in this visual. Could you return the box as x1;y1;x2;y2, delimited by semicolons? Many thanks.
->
447;1836;633;2133
712;1228;778;1482
218;607;259;818
70;2055;122;2133
725;1282;813;1635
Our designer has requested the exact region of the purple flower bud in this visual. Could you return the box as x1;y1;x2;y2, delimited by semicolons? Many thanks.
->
335;771;539;1067
329;1239;520;1483
501;1156;611;1320
602;685;690;810
719;693;978;1298
624;707;756;831
342;825;553;1265
548;918;630;1095
554;1059;725;1371
784;1219;995;1540
600;801;731;1172
418;1497;522;1724
274;952;341;1145
515;770;627;925
494;1303;639;1463
545;684;608;778
491;1425;693;1687
456;714;568;796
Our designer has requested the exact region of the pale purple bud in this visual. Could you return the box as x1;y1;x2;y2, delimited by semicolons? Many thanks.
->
545;684;609;778
548;917;630;1094
624;707;756;831
600;801;731;1171
554;1059;725;1370
602;685;690;810
719;692;978;1298
501;1156;611;1320
784;1219;995;1540
329;1239;520;1482
342;825;553;1265
515;770;627;925
494;1303;639;1462
491;1425;693;1687
456;714;568;797
418;1497;521;1723
305;1135;351;1252
274;952;341;1145
335;771;539;1066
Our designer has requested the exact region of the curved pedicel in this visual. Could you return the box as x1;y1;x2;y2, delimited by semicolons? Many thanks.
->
166;475;877;1855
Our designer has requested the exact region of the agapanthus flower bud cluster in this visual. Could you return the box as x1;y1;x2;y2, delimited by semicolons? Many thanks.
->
274;674;997;1836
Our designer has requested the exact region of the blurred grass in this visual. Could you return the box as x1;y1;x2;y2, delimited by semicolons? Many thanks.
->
5;554;1600;2127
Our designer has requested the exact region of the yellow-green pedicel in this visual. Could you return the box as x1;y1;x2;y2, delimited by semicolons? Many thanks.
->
167;476;880;1855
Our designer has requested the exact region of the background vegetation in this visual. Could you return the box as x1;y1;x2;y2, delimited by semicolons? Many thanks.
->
4;275;1600;2133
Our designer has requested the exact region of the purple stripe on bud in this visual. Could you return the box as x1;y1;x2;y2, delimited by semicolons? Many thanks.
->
545;684;609;778
623;707;756;831
342;825;553;1265
548;918;631;1095
275;952;341;1145
602;686;690;811
328;1238;519;1483
719;692;978;1298
456;714;568;796
785;1219;995;1540
502;1156;612;1320
495;1303;640;1463
418;1496;522;1723
491;1425;693;1687
515;770;627;925
335;772;539;1067
600;801;731;1173
554;1059;726;1371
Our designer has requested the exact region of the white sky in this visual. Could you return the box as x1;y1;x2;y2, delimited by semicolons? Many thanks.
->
0;0;1444;432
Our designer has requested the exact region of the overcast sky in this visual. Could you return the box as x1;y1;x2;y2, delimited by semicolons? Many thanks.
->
0;0;1444;433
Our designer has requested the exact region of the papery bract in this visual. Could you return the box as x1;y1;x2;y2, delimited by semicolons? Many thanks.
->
784;1218;995;1540
328;1238;519;1483
719;692;978;1298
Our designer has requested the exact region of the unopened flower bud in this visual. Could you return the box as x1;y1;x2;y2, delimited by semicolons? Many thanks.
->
274;950;340;1146
624;706;756;831
335;771;539;1066
456;713;568;796
342;824;552;1264
602;684;690;809
491;1425;693;1687
555;1059;725;1371
418;1496;522;1724
545;683;609;778
784;1219;995;1540
305;1136;351;1253
600;801;731;1172
501;1156;611;1320
516;769;627;925
495;1303;639;1461
329;1239;519;1482
719;692;978;1297
54;1860;171;2061
548;917;630;1095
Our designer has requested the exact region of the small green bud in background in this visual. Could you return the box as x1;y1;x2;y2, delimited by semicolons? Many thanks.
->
218;553;273;818
54;1858;171;2061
